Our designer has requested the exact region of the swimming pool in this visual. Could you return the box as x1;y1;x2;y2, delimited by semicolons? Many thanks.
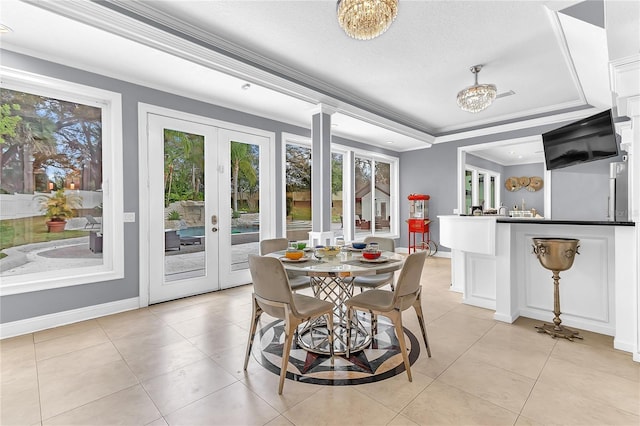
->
178;225;259;236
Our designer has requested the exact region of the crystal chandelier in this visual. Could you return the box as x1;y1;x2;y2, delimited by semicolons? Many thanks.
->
337;0;398;40
456;65;497;113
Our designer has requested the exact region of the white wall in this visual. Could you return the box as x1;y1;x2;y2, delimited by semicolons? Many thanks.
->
0;191;103;220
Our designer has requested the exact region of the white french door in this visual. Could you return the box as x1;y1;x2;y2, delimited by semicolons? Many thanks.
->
145;111;271;303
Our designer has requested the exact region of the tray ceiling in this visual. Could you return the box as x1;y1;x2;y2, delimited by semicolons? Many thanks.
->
0;0;619;152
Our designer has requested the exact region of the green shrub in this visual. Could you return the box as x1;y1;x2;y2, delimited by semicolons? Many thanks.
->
167;210;181;220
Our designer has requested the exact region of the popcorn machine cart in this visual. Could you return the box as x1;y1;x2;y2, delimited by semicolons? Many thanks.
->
407;194;437;255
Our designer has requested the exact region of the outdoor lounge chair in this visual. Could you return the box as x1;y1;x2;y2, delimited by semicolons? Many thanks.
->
84;215;101;229
165;230;181;251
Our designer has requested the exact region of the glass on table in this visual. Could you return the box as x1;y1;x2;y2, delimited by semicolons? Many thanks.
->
335;237;345;251
366;242;380;252
314;247;326;261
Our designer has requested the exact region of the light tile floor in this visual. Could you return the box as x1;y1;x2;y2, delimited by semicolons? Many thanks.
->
1;257;638;425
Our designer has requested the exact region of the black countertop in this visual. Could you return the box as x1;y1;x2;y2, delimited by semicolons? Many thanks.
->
496;218;635;226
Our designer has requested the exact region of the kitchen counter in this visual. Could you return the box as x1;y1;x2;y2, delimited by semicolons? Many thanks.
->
496;217;635;226
438;214;637;359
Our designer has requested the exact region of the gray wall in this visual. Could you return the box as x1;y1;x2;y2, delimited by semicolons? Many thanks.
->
465;153;503;174
399;136;624;252
502;163;546;216
399;142;460;252
549;155;621;221
461;154;546;216
398;125;575;253
0;50;396;324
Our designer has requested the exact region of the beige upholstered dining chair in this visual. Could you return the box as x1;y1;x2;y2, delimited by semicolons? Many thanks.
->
260;238;311;291
352;236;396;291
345;250;430;382
244;254;334;394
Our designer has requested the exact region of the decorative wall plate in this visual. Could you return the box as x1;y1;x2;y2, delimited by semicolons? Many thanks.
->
518;176;531;187
528;176;544;191
505;177;520;192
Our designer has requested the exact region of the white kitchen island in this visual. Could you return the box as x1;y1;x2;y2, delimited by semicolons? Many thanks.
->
439;215;637;358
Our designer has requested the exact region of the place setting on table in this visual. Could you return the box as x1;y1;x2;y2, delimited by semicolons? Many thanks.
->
341;242;403;267
275;240;403;266
276;241;318;263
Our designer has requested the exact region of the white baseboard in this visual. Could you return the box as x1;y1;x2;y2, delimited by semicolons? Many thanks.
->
494;311;519;324
463;296;496;311
613;338;636;355
0;297;140;339
397;247;451;258
518;308;615;337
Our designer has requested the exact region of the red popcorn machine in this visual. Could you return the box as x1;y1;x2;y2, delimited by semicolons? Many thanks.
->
407;194;437;255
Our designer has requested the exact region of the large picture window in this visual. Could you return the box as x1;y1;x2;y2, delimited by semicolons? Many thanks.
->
282;134;398;242
0;68;123;295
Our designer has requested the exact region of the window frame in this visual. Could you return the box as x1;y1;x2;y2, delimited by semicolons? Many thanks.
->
464;165;501;213
352;149;400;239
0;67;124;296
280;134;399;241
281;134;313;234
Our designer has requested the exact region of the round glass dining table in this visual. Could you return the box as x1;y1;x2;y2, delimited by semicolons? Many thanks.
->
266;249;405;355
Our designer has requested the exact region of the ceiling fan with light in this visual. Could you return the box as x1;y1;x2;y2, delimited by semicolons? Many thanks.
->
456;65;514;113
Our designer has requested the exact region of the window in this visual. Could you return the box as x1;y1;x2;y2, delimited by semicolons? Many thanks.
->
464;165;500;214
282;134;399;241
331;151;344;231
285;140;312;241
0;68;123;295
354;152;398;238
282;141;346;238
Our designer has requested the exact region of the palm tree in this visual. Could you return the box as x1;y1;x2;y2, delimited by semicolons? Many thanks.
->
163;129;204;206
231;142;257;213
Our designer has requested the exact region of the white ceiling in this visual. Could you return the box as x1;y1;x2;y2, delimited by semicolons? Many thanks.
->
0;0;624;155
467;138;545;167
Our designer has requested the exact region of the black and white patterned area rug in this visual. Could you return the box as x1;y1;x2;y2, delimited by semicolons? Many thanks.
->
252;318;420;386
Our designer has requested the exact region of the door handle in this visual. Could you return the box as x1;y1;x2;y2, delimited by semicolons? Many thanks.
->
211;227;218;232
211;215;218;225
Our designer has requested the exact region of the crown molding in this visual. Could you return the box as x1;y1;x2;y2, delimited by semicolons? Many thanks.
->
546;7;588;106
433;107;598;143
435;100;587;135
609;54;640;101
310;104;339;116
104;0;435;131
25;0;437;142
22;0;596;146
